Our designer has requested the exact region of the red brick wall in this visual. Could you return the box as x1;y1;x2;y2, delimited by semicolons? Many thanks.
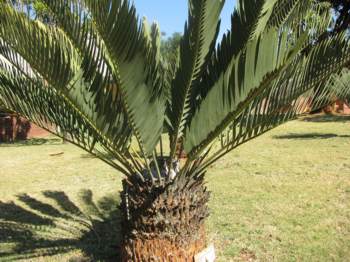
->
28;123;50;138
338;101;350;114
0;115;31;142
0;114;50;142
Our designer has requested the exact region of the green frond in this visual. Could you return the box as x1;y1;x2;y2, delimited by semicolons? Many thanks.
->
196;0;265;108
39;0;166;156
198;0;323;105
182;0;350;160
183;27;307;158
196;33;350;170
0;4;133;158
36;0;133;153
252;0;279;38
0;4;80;89
195;0;273;115
266;0;311;30
313;68;350;107
80;0;167;156
0;59;133;175
168;0;224;158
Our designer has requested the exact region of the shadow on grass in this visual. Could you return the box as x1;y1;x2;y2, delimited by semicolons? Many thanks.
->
274;133;350;140
0;138;62;147
301;114;350;123
0;190;122;262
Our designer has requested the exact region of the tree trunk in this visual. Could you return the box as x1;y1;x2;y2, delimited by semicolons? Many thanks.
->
121;226;206;261
120;172;210;261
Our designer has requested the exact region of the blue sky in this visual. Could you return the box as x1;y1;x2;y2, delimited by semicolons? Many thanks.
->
133;1;237;38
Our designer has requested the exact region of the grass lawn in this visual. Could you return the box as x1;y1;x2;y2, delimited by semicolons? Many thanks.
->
0;115;349;261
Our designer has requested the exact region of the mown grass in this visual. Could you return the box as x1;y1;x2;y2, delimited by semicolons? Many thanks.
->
0;115;349;261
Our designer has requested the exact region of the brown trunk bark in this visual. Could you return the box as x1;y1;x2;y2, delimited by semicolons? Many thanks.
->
120;172;210;261
121;226;206;262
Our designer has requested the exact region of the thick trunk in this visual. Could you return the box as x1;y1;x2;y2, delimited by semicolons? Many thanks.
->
121;226;206;261
120;172;209;261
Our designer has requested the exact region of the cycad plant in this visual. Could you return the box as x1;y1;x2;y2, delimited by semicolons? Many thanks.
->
1;0;350;260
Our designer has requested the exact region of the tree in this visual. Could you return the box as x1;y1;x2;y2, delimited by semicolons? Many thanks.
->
161;32;182;62
0;0;350;260
321;0;350;32
9;0;53;22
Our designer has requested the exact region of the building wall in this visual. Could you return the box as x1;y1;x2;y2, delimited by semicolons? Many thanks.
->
0;114;50;142
27;123;50;138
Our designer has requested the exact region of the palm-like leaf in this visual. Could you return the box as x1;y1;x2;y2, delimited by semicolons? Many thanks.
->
196;34;350;172
183;28;303;157
1;0;167;157
168;0;224;158
313;68;350;107
80;0;167;155
181;0;347;160
0;49;134;175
